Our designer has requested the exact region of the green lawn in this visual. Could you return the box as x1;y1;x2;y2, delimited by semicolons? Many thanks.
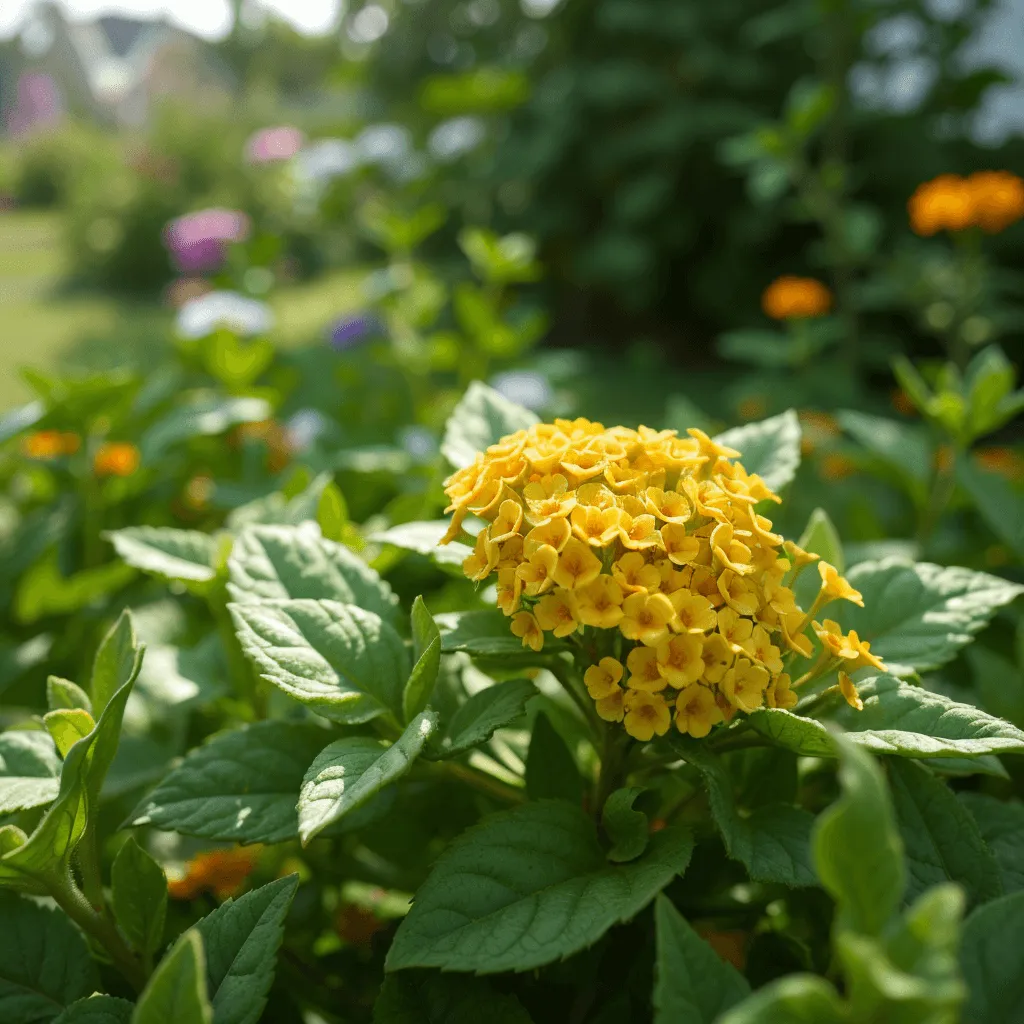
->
0;210;363;410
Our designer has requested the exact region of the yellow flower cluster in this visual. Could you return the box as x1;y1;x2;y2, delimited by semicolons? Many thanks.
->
442;418;882;742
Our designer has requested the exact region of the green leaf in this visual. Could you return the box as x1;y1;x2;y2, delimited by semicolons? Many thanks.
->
0;893;99;1023
964;345;1021;440
602;787;649;863
960;889;1024;1023
715;409;801;493
44;709;95;757
956;460;1024;560
746;709;836;757
436;610;566;657
317;481;349;543
369;522;473;572
653;894;750;1023
793;508;843;610
129;722;328;844
432;679;537;758
14;553;135;626
52;996;134;1023
887;758;1001;907
195;875;298;1024
525;712;583;804
674;739;816;887
441;381;538;470
112;837;167;958
46;677;92;715
813;734;904;936
717;976;846;1024
298;712;438;845
132;930;212;1024
968;644;1024;728
228;524;398;623
140;394;270;460
404;598;441;722
839;559;1024;675
106;528;218;585
838;410;931;490
959;793;1024;893
230;599;409;724
374;971;533;1024
0;731;60;814
91;611;143;717
386;801;694;974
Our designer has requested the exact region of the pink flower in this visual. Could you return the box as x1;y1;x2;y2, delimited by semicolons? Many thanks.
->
245;126;305;164
163;208;251;274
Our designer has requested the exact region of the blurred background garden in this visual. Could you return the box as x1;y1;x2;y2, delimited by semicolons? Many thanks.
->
1;0;1023;765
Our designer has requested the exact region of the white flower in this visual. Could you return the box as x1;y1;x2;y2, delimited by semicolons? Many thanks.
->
175;291;274;339
490;370;553;412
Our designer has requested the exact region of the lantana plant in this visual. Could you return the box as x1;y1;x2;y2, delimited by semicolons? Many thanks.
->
1;383;1023;1024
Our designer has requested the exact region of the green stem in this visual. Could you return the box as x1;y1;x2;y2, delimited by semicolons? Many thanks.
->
432;761;525;804
51;873;146;992
548;657;602;741
592;725;628;819
917;446;959;553
76;823;105;911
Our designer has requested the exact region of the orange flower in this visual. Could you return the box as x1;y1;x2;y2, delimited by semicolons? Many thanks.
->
761;276;832;320
167;846;260;900
93;442;140;477
974;447;1024;482
21;430;80;460
967;171;1024;233
908;174;974;236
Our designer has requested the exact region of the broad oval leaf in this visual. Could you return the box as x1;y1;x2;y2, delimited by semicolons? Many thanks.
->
432;678;537;758
959;793;1024;894
0;731;61;815
53;996;134;1023
602;787;649;864
195;875;298;1024
228;523;399;623
957;460;1024;560
715;409;801;493
106;528;218;584
230;599;409;723
132;930;212;1024
299;712;438;844
525;712;584;805
404;598;441;722
887;758;1001;907
386;800;693;974
838;559;1024;675
129;721;328;844
654;894;750;1024
0;893;99;1024
436;610;567;657
441;381;538;469
369;521;473;572
960;889;1024;1024
112;837;168;958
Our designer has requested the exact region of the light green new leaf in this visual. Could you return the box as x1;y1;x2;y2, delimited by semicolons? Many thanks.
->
602;787;649;863
746;709;836;757
959;793;1024;893
525;712;584;804
112;837;168;958
887;758;1001;906
960;889;1024;1023
298;712;438;844
675;739;816;887
838;559;1024;675
404;597;441;722
432;678;537;758
91;610;143;717
813;735;904;936
386;801;694;974
715;409;801;492
436;609;567;657
230;599;409;723
0;893;99;1023
46;677;92;714
106;528;218;585
195;875;298;1024
228;524;398;622
52;995;134;1023
956;460;1024;560
0;731;60;814
441;381;538;469
653;894;750;1023
717;976;846;1024
369;521;473;572
373;971;533;1024
129;722;328;844
132;930;212;1024
44;709;95;757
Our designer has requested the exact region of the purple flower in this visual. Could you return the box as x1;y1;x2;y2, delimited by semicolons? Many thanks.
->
5;73;63;137
328;314;381;350
163;208;250;275
245;126;305;165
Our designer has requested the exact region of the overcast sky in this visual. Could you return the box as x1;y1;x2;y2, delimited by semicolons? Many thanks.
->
0;0;342;39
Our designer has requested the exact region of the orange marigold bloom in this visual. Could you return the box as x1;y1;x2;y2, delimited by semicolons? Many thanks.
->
761;276;832;320
21;430;80;460
908;174;974;236
968;171;1024;233
167;846;260;900
93;442;140;477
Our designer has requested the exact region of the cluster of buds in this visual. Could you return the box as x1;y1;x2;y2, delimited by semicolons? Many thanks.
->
442;419;884;742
